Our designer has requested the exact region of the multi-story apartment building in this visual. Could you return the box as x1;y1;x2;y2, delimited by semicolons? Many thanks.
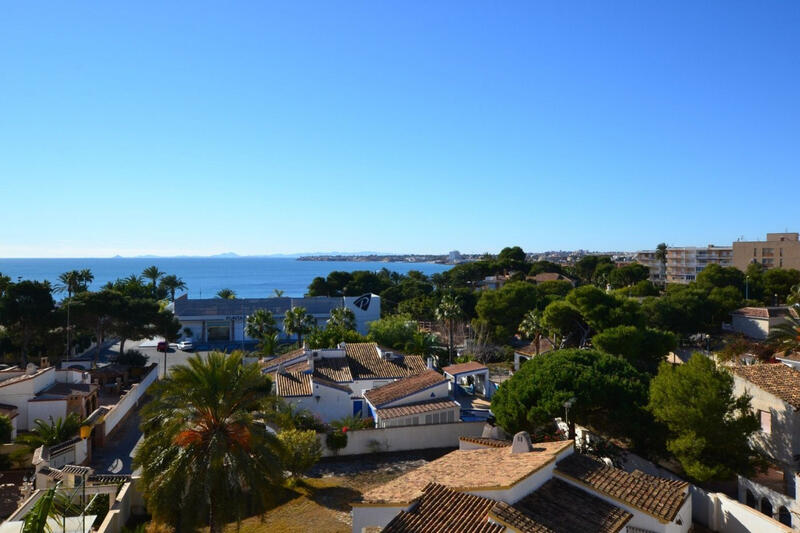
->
732;232;800;271
635;245;733;284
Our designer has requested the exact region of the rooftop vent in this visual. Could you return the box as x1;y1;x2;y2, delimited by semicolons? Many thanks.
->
510;431;534;454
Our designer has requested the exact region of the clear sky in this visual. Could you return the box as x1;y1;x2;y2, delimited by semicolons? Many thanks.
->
1;2;798;257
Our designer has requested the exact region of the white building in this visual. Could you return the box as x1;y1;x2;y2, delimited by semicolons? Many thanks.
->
170;293;381;343
729;307;798;341
635;245;733;284
0;365;97;431
352;434;692;533
363;370;459;428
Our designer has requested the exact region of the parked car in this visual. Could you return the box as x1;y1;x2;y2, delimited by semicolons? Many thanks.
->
177;339;194;351
157;341;169;353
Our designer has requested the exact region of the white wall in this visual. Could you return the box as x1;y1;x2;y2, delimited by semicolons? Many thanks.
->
351;504;410;533
283;382;353;424
731;315;770;340
104;365;158;437
27;400;67;430
319;421;485;457
693;487;792;533
0;368;56;430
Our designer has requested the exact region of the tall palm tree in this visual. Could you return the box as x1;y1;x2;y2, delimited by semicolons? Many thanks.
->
216;288;236;299
436;294;462;364
142;265;165;298
767;312;800;356
283;306;315;347
133;352;284;532
654;243;668;285
159;274;187;301
245;309;279;356
328;307;356;331
56;270;81;356
519;310;546;356
273;289;285;297
77;269;94;290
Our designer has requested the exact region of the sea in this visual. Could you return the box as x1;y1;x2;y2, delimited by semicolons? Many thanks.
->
0;257;451;299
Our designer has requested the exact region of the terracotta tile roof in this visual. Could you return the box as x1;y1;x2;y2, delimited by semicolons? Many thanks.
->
275;371;312;397
489;478;632;533
383;483;503;533
360;440;574;505
555;453;688;523
732;363;800;409
345;342;428;380
527;272;576;284
515;338;556;357
459;436;512;448
376;399;460;420
262;348;307;372
364;370;446;407
442;361;487;375
313;357;353;382
731;306;798;319
314;376;353;395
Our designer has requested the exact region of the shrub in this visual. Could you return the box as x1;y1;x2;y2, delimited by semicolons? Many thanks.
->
0;415;12;444
330;415;371;431
325;429;348;451
117;349;148;367
278;429;322;479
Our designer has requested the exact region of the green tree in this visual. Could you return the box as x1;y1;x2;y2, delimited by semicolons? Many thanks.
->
0;414;12;443
648;354;761;481
16;414;82;451
592;325;677;374
55;269;93;357
491;349;650;445
767;312;800;354
283;306;315;346
541;300;587;347
0;281;56;364
114;297;161;357
159;275;187;301
436;293;463;364
518;310;547;356
565;285;644;332
327;307;356;331
306;325;368;349
134;352;284;532
142;266;165;298
763;268;800;305
71;290;127;366
654;243;668;284
277;429;322;481
474;281;538;342
608;264;650;289
496;246;527;271
216;288;236;299
246;309;280;356
21;483;59;533
367;314;418;351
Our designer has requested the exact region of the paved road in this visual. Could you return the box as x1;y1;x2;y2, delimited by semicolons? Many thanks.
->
91;411;142;475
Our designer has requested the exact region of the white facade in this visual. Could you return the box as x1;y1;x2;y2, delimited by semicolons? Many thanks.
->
636;245;732;284
283;380;353;423
0;367;92;431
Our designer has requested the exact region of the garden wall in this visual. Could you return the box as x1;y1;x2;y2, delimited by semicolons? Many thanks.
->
692;486;792;532
318;421;485;457
103;364;158;437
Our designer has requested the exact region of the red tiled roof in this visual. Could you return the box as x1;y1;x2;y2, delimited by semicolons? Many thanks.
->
382;483;504;533
442;361;487;375
555;453;688;523
731;307;798;319
262;348;307;372
363;370;446;407
527;272;575;284
345;343;428;380
376;399;460;420
459;436;511;448
275;371;312;397
490;478;632;533
313;357;353;382
732;363;800;409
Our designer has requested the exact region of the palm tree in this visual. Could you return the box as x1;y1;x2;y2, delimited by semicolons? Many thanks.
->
767;312;800;356
788;284;800;306
142;265;165;298
519;310;546;356
77;269;94;290
56;270;81;356
216;288;236;299
159;275;187;301
16;414;82;452
133;352;284;532
273;289;285;297
654;243;668;285
328;307;356;331
436;294;462;364
283;306;315;347
246;309;279;356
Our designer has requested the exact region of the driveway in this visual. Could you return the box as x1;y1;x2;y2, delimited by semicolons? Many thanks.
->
91;411;142;475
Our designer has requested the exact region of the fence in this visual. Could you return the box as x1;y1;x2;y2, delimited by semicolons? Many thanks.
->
103;364;158;437
692;486;793;532
318;421;485;457
46;437;89;468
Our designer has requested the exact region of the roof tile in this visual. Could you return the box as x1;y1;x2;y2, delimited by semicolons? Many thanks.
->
345;343;428;380
732;363;800;409
364;370;445;407
376;399;460;420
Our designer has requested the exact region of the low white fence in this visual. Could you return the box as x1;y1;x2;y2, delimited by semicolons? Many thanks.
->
318;421;485;457
103;365;158;437
692;486;792;532
47;437;89;468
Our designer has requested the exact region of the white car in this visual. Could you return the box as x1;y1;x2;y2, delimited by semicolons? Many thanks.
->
177;339;194;351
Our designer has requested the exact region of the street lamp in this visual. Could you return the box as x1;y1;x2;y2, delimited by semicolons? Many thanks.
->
745;276;750;300
563;397;576;426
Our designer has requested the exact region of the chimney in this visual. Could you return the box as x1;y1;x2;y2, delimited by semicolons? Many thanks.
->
306;351;315;372
511;432;534;454
427;357;434;370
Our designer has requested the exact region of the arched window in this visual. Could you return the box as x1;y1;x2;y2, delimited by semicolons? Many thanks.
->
778;506;791;527
746;490;756;508
761;498;773;518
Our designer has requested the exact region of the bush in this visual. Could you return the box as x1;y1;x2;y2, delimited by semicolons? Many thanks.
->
117;350;148;367
0;415;12;443
325;429;348;451
278;429;322;479
86;493;110;526
330;415;372;431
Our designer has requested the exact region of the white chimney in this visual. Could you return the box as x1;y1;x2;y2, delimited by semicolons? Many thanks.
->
427;357;434;370
511;431;534;454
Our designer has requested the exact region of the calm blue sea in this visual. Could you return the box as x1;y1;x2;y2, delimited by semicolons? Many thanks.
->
0;257;451;299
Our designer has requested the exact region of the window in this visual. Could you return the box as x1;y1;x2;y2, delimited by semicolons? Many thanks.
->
760;410;772;434
762;248;775;257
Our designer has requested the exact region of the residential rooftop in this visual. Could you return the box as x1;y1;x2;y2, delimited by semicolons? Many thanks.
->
360;440;573;505
732;363;800;409
364;369;445;407
375;399;460;420
731;306;799;319
442;361;487;376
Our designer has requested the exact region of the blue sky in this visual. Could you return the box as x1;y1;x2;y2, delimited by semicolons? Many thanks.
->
1;2;798;257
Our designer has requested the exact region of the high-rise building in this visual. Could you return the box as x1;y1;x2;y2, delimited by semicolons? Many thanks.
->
732;233;800;271
635;245;733;284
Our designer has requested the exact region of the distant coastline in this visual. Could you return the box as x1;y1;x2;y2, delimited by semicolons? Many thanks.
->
297;254;481;264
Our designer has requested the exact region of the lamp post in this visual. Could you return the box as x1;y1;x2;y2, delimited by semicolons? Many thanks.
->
563;397;576;439
745;276;750;300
